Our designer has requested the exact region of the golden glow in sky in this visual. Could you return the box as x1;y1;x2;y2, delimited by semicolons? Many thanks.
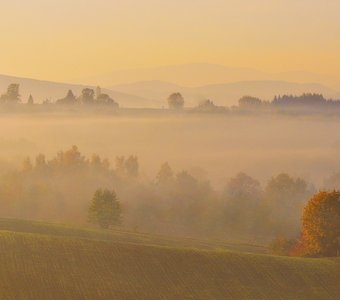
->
1;0;340;84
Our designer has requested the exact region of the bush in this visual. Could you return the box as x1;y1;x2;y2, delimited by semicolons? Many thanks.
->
269;237;299;256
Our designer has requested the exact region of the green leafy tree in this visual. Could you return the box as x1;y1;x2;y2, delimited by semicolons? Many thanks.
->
88;189;122;229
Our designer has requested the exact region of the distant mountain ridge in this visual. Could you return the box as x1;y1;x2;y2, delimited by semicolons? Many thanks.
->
0;72;338;108
81;63;340;90
111;79;338;106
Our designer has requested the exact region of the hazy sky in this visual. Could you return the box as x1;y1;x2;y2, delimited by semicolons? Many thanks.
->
1;0;340;83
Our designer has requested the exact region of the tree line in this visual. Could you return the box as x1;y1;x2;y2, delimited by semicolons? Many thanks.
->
91;186;339;257
0;84;119;107
2;83;338;113
238;93;340;110
0;145;338;256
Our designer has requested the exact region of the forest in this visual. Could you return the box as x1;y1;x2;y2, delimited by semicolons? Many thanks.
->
0;145;337;256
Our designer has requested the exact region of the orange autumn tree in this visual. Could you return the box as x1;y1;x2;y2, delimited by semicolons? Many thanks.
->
302;191;340;257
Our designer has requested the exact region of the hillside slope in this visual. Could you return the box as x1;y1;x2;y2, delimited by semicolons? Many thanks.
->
84;63;339;89
1;71;337;108
0;218;267;254
0;74;154;107
112;80;338;106
0;230;339;299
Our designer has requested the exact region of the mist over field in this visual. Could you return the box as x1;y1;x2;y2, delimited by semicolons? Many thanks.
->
0;110;337;242
1;1;340;298
1;112;340;187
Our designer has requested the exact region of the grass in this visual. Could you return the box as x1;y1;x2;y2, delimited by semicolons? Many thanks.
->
0;219;339;299
0;218;267;254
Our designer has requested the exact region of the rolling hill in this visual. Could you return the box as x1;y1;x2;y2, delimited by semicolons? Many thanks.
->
112;79;338;106
0;74;155;108
0;218;339;299
81;63;340;89
194;80;337;105
1;69;339;108
0;219;267;254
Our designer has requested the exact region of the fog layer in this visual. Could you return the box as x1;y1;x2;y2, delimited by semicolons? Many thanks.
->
0;113;339;187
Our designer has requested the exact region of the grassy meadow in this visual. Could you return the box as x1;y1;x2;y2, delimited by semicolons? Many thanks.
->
0;219;338;299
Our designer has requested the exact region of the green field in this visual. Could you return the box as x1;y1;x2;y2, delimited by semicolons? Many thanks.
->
0;218;267;254
0;219;339;299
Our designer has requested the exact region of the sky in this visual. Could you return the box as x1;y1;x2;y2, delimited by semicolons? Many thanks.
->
1;0;340;84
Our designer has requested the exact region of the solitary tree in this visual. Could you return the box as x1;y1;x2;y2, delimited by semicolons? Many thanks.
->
88;189;122;229
302;191;340;256
168;93;184;109
0;83;20;103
